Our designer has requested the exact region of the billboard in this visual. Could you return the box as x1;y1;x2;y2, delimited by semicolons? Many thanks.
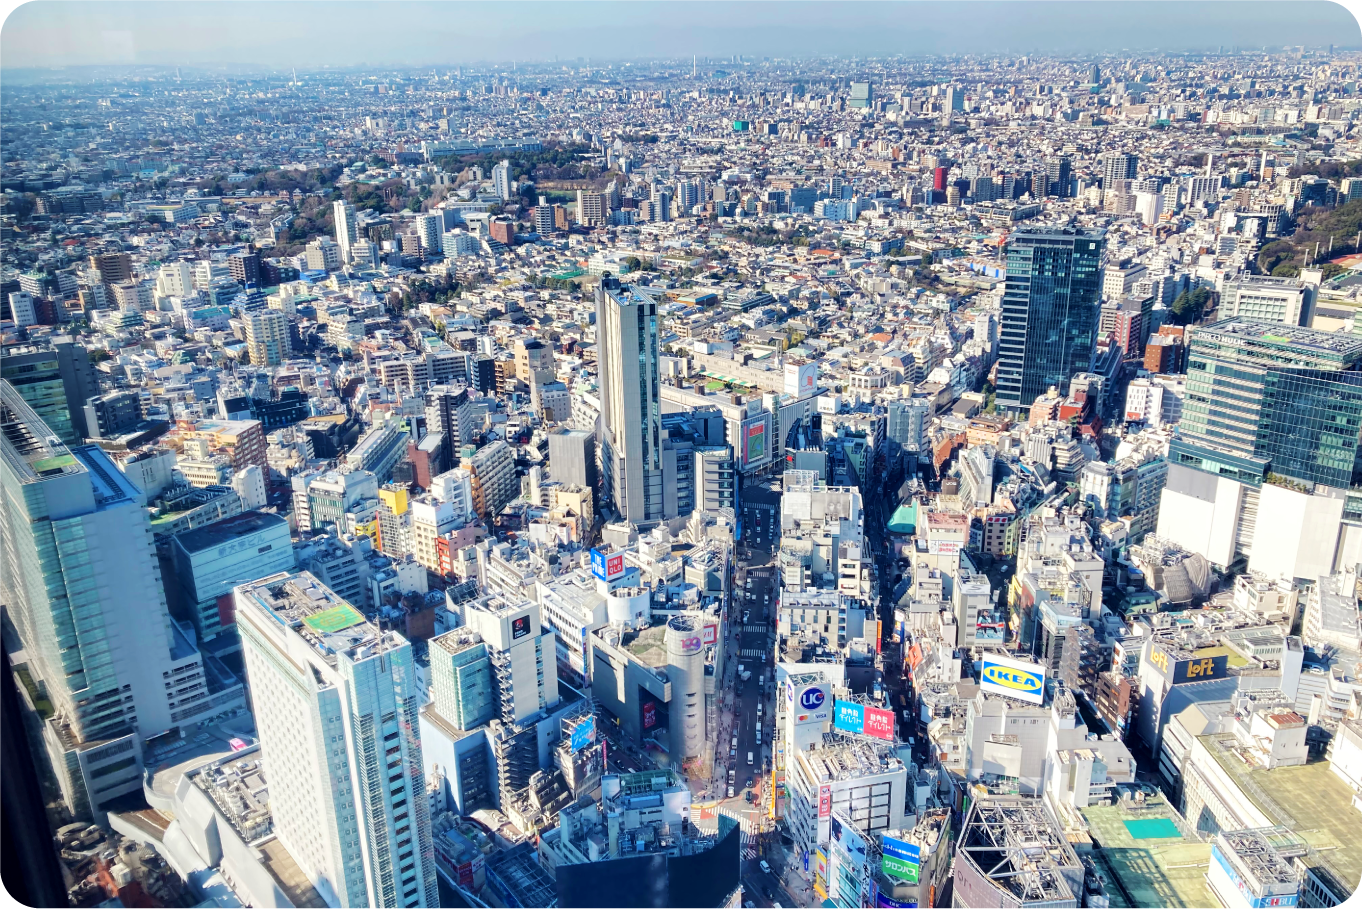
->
877;894;918;908
791;682;832;725
905;643;924;675
740;413;772;469
702;623;718;645
565;741;604;796
569;715;596;753
832;700;895;741
1150;645;1230;685
975;617;1005;645
882;836;921;884
591;547;625;582
785;362;819;397
864;706;895;740
642;700;657;729
818;784;832;819
979;653;1046;705
830;814;867;868
511;615;530;640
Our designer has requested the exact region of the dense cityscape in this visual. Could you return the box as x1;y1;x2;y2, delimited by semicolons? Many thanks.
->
2;9;1362;909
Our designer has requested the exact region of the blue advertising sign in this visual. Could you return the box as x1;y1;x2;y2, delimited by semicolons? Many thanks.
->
570;715;595;753
876;897;917;909
881;836;920;864
803;850;810;872
833;700;865;735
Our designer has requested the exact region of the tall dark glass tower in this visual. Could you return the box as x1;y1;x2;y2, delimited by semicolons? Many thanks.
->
995;227;1106;411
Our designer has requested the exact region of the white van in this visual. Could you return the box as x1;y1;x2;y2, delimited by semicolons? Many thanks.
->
747;751;754;765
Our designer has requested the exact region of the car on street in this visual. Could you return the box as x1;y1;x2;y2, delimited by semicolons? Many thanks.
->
760;860;771;875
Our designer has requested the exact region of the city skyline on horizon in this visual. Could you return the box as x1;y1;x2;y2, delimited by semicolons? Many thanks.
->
2;1;1360;71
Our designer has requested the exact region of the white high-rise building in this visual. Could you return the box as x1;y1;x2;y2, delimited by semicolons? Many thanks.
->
236;571;438;909
8;291;36;326
244;309;290;366
1;381;211;819
414;213;443;252
596;276;665;526
492;159;512;202
333;200;358;264
1134;191;1163;226
155;260;194;298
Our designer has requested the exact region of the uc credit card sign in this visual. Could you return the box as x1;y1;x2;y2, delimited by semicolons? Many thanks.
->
979;653;1046;705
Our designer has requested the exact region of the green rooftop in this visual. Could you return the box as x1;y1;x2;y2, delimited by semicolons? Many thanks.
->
887;503;917;535
1204;734;1362;898
1081;800;1215;908
303;603;365;634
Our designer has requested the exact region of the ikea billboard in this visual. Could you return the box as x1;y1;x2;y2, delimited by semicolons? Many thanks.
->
978;653;1045;705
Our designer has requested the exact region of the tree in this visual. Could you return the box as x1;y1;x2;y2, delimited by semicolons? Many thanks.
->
920;251;934;267
1170;287;1213;325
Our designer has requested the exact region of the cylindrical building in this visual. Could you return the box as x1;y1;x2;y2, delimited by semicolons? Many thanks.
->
664;615;706;760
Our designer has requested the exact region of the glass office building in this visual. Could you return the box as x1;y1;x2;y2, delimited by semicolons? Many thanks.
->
996;227;1106;410
1171;318;1362;490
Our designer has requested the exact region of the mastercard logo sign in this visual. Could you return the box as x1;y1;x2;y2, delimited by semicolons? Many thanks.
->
981;664;1042;694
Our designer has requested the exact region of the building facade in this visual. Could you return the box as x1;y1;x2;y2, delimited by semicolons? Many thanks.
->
996;227;1106;411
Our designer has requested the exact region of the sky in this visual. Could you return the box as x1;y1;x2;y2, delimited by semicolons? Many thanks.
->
1;1;1360;71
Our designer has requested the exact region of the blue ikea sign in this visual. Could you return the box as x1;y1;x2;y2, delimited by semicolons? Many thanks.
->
979;655;1045;705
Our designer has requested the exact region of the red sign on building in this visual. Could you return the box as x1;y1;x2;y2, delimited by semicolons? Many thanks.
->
863;706;895;741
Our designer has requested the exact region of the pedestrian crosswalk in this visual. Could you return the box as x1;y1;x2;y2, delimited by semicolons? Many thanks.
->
742;834;761;860
740;648;767;658
742;625;768;633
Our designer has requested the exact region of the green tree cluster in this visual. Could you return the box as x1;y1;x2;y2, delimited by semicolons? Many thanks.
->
1169;286;1214;325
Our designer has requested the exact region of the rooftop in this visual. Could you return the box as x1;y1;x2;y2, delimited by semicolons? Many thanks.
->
484;843;557;909
1;380;98;487
796;736;904;783
237;571;403;664
1081;797;1214;908
1202;732;1362;898
1195;317;1362;361
175;510;289;555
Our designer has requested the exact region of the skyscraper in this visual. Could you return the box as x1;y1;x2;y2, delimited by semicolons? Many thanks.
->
596;275;665;526
996;227;1106;411
333;199;358;264
1046;156;1073;198
1101;152;1139;190
1;380;210;818
244;309;290;366
236;571;438;909
492;159;512;202
0;335;97;443
1172;319;1362;491
415;212;443;251
1159;319;1362;579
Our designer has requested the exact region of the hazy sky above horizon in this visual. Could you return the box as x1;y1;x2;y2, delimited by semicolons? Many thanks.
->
2;1;1359;70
